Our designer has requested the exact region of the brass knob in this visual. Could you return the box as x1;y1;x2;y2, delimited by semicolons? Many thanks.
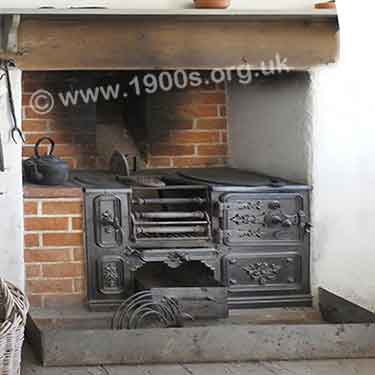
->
265;214;282;226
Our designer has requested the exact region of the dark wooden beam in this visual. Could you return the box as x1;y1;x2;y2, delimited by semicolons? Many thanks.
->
0;15;338;71
0;14;21;53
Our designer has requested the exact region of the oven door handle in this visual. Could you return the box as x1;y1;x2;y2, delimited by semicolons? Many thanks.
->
124;246;146;262
298;210;312;234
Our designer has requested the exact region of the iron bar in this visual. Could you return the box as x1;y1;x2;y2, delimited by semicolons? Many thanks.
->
132;197;206;205
134;220;209;226
135;211;206;219
136;226;207;234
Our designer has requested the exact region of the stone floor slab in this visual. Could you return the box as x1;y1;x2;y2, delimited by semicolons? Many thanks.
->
21;344;375;375
104;364;190;375
183;362;274;375
257;360;375;375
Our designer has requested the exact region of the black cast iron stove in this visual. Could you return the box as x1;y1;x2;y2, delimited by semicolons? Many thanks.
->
73;167;312;312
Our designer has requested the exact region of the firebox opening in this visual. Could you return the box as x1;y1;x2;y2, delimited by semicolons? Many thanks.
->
135;261;217;289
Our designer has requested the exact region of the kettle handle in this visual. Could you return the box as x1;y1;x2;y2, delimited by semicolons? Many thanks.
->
34;137;55;158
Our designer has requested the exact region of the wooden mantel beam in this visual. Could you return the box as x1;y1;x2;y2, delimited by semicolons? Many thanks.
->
0;14;21;53
0;13;339;71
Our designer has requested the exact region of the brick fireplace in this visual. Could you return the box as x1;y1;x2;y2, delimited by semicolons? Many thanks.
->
22;71;229;308
0;8;339;314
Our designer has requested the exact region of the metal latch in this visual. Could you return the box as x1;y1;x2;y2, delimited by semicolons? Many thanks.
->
298;210;312;234
216;202;225;218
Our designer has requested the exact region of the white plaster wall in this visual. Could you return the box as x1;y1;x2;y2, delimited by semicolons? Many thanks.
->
0;69;24;290
311;3;375;312
2;0;317;10
227;73;312;184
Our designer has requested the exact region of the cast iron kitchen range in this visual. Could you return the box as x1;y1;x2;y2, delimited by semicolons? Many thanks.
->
74;166;312;311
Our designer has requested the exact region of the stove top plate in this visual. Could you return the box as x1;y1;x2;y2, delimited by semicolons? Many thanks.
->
178;168;285;187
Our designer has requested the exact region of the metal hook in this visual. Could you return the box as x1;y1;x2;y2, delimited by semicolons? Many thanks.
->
11;128;25;144
2;61;25;144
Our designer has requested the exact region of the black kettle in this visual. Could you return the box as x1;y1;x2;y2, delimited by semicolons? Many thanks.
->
23;137;70;185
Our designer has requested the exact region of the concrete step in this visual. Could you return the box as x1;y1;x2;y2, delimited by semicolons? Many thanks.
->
29;306;324;330
26;304;375;367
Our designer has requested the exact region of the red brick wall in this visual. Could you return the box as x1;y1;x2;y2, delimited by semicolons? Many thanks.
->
22;72;228;169
24;187;86;308
22;72;98;169
146;84;228;168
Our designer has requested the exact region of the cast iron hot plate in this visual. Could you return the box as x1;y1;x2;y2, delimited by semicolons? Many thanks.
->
178;168;286;187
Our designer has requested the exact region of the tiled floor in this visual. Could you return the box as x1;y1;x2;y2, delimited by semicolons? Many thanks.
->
22;344;375;375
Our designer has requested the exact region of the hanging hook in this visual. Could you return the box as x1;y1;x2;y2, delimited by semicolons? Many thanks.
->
1;60;25;144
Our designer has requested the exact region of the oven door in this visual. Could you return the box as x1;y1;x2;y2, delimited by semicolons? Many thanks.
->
218;192;310;246
85;189;132;310
222;249;311;309
223;251;304;291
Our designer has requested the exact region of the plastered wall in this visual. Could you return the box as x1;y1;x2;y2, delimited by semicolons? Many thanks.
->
311;3;375;312
0;69;24;289
227;73;312;184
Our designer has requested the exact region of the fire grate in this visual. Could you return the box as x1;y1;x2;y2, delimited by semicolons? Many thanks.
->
130;187;212;244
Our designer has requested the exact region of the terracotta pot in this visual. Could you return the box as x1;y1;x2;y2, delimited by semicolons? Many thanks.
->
315;1;336;9
194;0;231;9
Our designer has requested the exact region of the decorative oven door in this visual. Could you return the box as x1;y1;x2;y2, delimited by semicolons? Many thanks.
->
219;193;310;246
85;189;131;310
223;252;304;292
